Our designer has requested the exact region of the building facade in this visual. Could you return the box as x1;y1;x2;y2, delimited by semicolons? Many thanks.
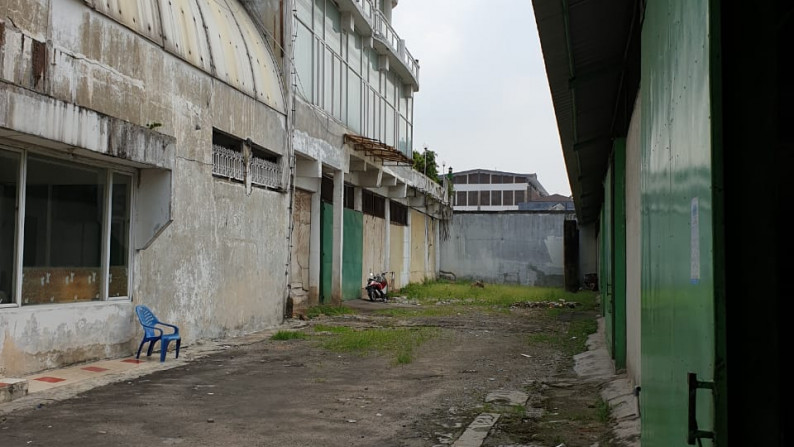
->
0;0;447;378
451;169;548;212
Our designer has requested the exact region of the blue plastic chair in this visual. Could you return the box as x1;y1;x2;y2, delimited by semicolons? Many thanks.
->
135;305;181;362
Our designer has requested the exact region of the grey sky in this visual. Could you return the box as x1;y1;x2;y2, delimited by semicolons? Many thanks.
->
391;1;572;196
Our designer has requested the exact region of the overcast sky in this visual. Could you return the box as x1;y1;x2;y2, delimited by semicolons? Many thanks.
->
391;0;572;196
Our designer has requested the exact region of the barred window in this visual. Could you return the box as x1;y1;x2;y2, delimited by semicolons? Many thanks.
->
390;201;407;225
456;191;467;206
344;183;355;209
479;190;490;206
212;129;282;190
491;191;502;206
362;189;385;218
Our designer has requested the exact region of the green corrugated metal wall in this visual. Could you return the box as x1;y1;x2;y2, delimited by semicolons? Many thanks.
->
342;208;363;300
613;139;627;370
601;167;613;353
640;0;715;444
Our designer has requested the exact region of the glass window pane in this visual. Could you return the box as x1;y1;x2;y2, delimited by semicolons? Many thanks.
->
0;150;19;304
333;55;342;120
385;105;395;146
348;70;361;132
295;22;314;102
296;0;312;25
22;156;106;305
324;47;332;111
398;116;408;154
109;173;131;297
326;0;341;53
313;0;324;33
348;34;361;73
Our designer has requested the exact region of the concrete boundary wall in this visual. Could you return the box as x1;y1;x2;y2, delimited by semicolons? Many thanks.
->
440;212;571;287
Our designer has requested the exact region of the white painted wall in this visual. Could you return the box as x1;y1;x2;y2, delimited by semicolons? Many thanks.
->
625;94;642;388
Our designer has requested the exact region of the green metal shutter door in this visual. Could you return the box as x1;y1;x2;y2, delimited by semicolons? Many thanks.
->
640;0;715;444
342;208;363;300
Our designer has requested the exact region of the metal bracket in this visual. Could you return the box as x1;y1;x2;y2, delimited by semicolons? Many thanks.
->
687;372;715;445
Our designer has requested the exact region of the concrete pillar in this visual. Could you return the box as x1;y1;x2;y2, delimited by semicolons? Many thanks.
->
308;189;321;305
402;209;410;287
424;214;429;279
382;0;393;22
332;170;344;304
435;217;440;275
384;198;391;273
354;187;362;211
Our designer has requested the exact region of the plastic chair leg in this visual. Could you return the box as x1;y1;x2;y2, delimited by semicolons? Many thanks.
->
136;339;146;359
160;339;170;362
175;340;181;359
147;341;155;357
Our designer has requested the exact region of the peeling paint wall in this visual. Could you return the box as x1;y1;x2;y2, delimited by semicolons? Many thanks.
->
409;209;427;284
388;224;405;290
439;212;569;287
361;214;386;294
291;189;312;289
0;0;289;376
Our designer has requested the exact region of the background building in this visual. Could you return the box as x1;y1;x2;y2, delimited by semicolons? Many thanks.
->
451;169;548;211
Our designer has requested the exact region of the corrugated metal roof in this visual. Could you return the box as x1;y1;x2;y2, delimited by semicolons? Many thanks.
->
531;0;640;224
85;0;286;114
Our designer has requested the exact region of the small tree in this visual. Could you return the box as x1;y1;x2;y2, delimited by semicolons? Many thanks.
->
412;149;440;184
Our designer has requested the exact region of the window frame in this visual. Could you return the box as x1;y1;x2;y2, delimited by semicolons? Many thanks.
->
0;144;136;308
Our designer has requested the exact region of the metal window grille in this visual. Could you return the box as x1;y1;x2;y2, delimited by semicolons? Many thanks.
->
212;145;244;182
249;156;282;189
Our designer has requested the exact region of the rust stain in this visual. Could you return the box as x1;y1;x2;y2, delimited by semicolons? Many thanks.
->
32;39;46;87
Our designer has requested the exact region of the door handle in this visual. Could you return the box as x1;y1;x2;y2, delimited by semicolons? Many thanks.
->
687;372;715;445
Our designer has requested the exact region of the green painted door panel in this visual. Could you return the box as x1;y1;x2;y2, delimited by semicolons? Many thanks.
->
320;202;333;303
342;208;363;300
640;0;715;445
602;167;614;358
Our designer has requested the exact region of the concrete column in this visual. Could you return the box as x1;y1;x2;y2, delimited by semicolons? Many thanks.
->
383;0;393;22
331;170;344;304
308;188;321;305
435;217;440;275
384;198;391;273
402;209;410;287
354;187;362;211
424;214;429;279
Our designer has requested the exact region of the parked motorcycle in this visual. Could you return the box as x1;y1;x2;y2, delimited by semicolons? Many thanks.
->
365;272;389;301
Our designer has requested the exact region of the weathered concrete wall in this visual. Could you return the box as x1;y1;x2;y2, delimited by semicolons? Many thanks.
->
362;214;387;295
409;210;427;284
440;212;567;287
291;189;312;289
389;224;406;290
0;0;289;375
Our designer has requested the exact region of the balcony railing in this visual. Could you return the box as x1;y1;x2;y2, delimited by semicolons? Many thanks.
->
348;0;420;84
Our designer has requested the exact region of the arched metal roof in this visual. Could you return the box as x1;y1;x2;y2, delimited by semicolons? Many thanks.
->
85;0;286;114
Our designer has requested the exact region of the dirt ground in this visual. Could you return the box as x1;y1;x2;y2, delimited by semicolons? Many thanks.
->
0;298;623;447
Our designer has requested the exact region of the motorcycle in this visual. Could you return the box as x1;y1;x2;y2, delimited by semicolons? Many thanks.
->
365;271;389;301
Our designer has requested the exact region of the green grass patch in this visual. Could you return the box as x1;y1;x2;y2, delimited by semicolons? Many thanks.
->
373;306;462;318
595;397;611;423
319;326;439;364
527;311;598;356
270;330;308;340
313;324;353;334
305;304;356;319
399;280;597;310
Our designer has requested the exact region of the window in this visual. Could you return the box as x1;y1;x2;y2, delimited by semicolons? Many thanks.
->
453;175;468;185
515;190;525;204
456;191;467;206
504;190;514;206
389;201;407;226
479;190;490;206
344;183;354;209
212;130;282;190
362;190;385;218
468;191;478;206
491;191;502;206
0;147;133;306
